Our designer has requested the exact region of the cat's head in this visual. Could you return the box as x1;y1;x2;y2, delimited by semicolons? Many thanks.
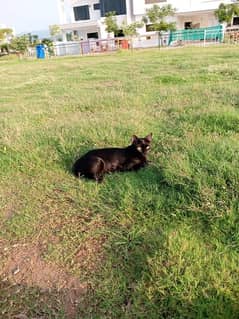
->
131;133;152;155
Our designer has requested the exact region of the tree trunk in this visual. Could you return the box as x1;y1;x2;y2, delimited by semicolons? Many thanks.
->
158;31;162;48
130;37;133;51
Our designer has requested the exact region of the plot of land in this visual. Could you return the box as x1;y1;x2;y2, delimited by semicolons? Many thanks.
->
0;46;239;318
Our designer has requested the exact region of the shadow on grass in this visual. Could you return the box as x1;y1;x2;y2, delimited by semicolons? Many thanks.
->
187;292;239;319
0;280;78;319
129;289;239;319
1;280;238;319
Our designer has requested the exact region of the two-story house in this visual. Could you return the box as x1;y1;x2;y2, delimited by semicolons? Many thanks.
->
58;0;238;41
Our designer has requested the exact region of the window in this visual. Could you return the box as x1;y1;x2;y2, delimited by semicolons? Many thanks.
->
233;17;239;25
73;5;90;21
100;0;126;17
146;24;155;32
145;0;166;4
66;33;73;41
87;32;99;39
184;22;192;29
73;30;79;40
93;3;100;10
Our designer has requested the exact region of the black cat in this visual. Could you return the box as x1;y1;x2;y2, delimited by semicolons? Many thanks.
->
72;133;152;182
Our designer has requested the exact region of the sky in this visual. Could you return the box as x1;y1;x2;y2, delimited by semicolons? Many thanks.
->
0;0;60;34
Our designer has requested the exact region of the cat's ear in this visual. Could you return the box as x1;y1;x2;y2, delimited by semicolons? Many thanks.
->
132;135;138;144
145;133;152;142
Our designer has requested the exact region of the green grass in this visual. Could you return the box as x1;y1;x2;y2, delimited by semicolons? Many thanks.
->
1;46;239;318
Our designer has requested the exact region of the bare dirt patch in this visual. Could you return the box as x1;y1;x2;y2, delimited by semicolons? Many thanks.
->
75;235;107;274
0;242;87;318
73;216;107;274
0;185;22;222
39;198;108;276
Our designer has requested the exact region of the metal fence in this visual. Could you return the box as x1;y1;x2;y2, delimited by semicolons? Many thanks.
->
50;26;228;57
53;38;127;56
168;25;224;47
23;26;239;59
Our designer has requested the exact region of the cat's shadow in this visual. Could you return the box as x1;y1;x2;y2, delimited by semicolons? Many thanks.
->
97;163;164;205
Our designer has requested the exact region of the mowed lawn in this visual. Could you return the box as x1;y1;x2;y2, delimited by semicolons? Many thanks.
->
0;46;239;319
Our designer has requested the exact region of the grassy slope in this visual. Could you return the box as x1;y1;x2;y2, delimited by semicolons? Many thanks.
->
0;46;239;318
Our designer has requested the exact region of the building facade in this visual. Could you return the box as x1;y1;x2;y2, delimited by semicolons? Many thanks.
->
58;0;238;41
0;24;15;44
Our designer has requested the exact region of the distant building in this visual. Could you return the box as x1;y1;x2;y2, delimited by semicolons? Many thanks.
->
58;0;239;41
0;24;15;43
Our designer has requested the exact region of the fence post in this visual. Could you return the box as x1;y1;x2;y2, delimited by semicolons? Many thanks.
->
204;30;207;47
221;25;225;43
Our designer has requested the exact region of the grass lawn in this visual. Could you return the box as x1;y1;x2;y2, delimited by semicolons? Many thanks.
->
0;46;239;319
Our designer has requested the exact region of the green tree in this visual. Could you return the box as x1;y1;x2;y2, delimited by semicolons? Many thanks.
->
10;35;30;54
0;43;10;54
143;4;176;47
26;33;39;45
121;21;143;37
0;28;13;43
104;11;119;36
42;38;54;56
121;21;143;49
32;35;39;45
49;24;61;40
215;2;239;26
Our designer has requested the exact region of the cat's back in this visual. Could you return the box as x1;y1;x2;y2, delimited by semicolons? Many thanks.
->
74;147;125;163
83;147;126;161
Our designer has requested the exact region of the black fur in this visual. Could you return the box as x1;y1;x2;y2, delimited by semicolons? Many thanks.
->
72;133;152;182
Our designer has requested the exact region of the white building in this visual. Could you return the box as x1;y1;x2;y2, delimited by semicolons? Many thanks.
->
58;0;238;41
0;24;15;44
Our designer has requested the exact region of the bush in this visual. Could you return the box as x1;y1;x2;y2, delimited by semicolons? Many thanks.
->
10;35;30;54
0;43;10;54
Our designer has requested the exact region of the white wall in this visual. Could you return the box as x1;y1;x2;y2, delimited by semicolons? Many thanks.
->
141;0;236;13
131;0;236;15
181;0;234;12
62;24;100;41
177;12;219;29
77;26;100;39
132;0;145;15
54;41;81;55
